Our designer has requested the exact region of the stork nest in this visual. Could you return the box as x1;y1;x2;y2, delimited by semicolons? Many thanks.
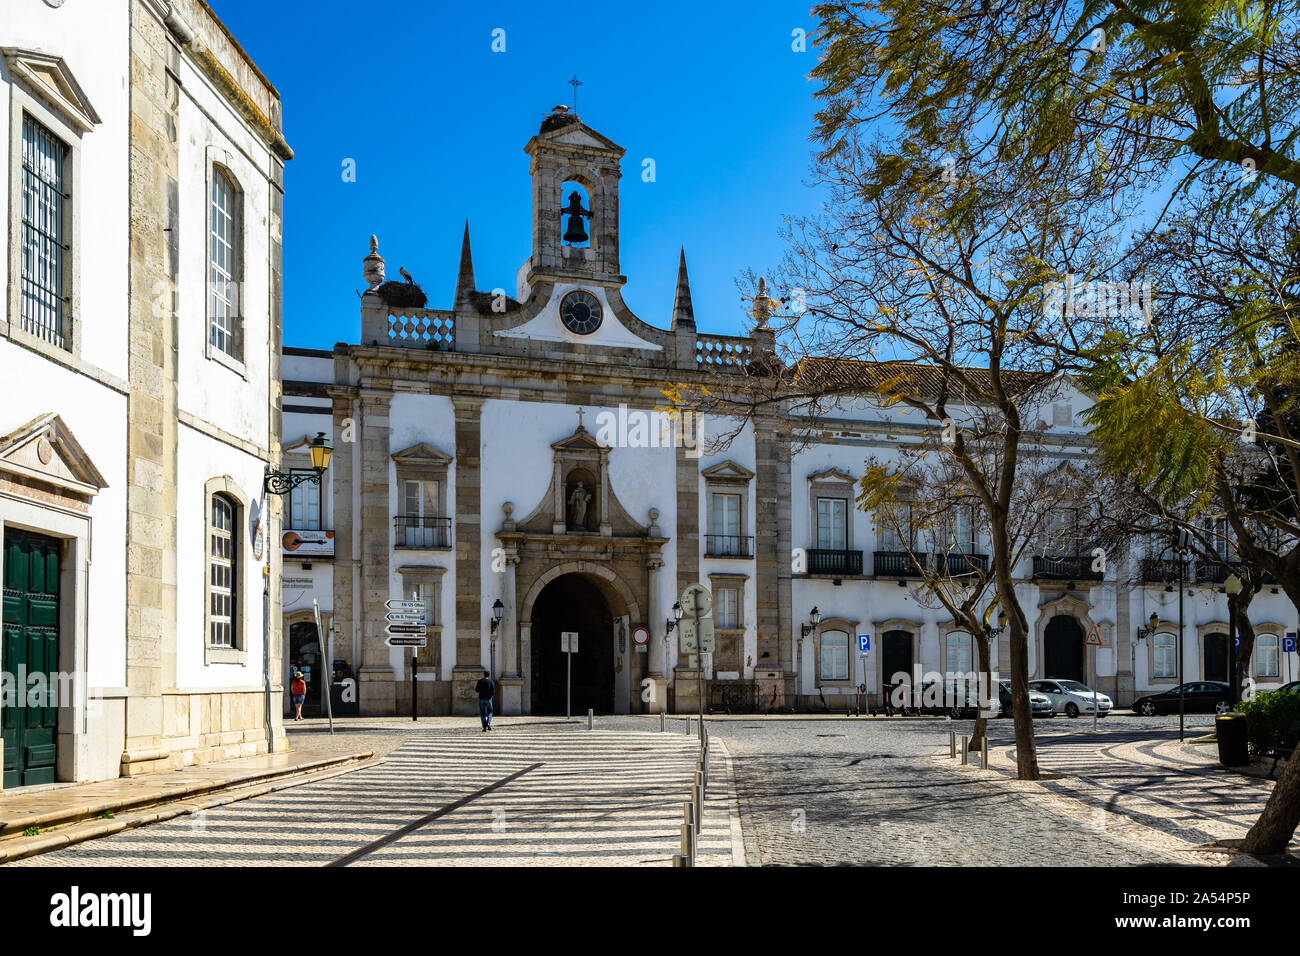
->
375;280;428;308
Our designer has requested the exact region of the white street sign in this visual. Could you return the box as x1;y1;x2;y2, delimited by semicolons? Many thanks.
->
386;611;426;624
386;623;427;636
385;635;428;648
386;600;425;612
561;631;579;653
679;619;715;653
679;583;712;619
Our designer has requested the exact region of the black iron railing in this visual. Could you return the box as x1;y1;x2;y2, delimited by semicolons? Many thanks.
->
808;548;865;575
1140;558;1186;583
1032;554;1104;580
937;553;989;577
873;551;928;577
708;682;781;714
705;534;754;557
394;515;452;548
1196;561;1276;586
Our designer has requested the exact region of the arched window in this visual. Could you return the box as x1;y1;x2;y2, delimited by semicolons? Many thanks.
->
209;493;237;648
1256;634;1280;679
209;167;241;359
1153;632;1176;679
820;629;849;681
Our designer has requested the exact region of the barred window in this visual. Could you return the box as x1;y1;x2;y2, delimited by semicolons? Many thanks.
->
209;494;237;647
209;168;240;358
21;114;68;348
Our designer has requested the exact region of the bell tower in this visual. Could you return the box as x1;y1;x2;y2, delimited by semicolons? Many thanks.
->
523;107;626;290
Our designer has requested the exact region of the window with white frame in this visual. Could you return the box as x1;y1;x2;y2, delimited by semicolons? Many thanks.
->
945;504;976;553
401;479;445;547
1043;507;1080;554
1257;634;1280;678
816;497;848;550
709;492;744;554
209;167;240;358
289;471;321;530
946;632;975;675
209;494;237;647
715;586;740;629
20;114;68;348
406;579;439;628
820;629;849;681
1153;632;1176;678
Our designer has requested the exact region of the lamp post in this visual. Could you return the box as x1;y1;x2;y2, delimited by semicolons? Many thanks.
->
800;608;821;713
1177;530;1189;742
1225;572;1242;706
489;597;505;678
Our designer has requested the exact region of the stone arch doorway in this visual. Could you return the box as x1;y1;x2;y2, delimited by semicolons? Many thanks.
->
1044;615;1085;682
529;573;616;714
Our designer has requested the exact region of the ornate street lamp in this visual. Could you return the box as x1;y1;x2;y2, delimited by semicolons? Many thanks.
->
802;606;821;638
987;608;1008;640
667;601;684;634
1136;611;1160;641
263;432;332;495
488;598;505;679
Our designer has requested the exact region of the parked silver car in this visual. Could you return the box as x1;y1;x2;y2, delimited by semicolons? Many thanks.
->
998;680;1055;718
1029;679;1112;718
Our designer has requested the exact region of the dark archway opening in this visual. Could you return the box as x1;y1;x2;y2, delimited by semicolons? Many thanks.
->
289;620;324;717
881;630;913;692
1044;615;1085;682
531;574;614;714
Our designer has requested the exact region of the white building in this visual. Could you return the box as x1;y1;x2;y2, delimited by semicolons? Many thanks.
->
1;0;291;789
282;109;1300;718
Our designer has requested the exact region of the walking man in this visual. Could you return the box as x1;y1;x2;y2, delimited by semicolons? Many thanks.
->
476;670;495;731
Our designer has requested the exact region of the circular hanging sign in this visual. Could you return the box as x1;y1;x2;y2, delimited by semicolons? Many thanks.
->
632;626;649;646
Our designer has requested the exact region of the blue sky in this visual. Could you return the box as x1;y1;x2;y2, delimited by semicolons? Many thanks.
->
208;0;827;349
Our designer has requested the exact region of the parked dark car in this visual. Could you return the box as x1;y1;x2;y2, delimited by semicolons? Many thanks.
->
1277;681;1300;694
1130;681;1232;716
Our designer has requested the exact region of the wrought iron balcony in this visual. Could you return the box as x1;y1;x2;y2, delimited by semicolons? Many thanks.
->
937;552;989;577
808;548;865;575
394;515;452;549
1140;558;1186;583
873;551;928;577
705;534;755;558
1032;554;1103;581
1196;560;1275;586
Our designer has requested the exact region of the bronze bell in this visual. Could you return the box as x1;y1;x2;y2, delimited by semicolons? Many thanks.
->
561;190;590;244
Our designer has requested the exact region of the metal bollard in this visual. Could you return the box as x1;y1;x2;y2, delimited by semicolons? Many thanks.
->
960;735;969;765
680;823;693;860
587;708;593;730
982;735;989;769
673;853;688;867
950;731;956;758
660;712;666;732
685;717;692;736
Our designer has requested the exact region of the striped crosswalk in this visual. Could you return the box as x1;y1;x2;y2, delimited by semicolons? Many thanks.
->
12;730;740;867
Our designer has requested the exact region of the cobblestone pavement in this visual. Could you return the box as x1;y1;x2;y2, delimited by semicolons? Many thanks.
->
9;729;738;867
710;714;1221;866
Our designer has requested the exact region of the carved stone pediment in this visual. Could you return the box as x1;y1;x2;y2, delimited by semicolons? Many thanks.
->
808;466;854;484
0;413;107;498
391;441;454;466
515;421;648;538
702;459;755;484
2;48;102;132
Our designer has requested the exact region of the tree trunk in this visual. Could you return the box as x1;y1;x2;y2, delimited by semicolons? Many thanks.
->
1241;742;1300;854
969;631;993;752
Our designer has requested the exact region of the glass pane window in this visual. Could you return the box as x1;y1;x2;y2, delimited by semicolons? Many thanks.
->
716;587;739;629
1044;507;1080;554
817;497;848;550
406;580;438;627
1257;634;1280;678
404;479;439;517
289;471;321;530
711;493;741;536
209;495;236;647
820;629;849;681
1153;633;1176;678
946;632;974;675
946;504;976;553
20;114;68;348
209;169;239;357
879;503;912;552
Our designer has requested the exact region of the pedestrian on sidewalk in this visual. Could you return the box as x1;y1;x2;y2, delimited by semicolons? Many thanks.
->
291;670;307;722
476;670;495;732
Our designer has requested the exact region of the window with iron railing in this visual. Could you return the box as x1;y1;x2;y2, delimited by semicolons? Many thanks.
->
20;114;68;348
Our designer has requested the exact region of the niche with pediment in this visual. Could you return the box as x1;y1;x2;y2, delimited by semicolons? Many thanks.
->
512;420;647;538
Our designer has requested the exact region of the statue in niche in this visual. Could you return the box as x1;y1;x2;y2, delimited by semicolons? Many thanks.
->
567;480;592;530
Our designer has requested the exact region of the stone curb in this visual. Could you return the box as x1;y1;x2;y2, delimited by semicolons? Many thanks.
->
0;751;376;861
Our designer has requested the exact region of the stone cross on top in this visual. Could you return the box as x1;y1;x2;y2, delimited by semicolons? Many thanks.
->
576;407;585;431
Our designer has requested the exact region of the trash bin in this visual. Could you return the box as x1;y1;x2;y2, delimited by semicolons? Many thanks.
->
1216;712;1249;766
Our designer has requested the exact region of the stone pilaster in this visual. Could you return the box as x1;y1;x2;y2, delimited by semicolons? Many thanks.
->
499;550;523;714
754;416;792;699
357;391;394;714
123;1;181;759
329;386;355;685
645;557;667;713
452;398;484;715
672;442;700;712
264;147;287;753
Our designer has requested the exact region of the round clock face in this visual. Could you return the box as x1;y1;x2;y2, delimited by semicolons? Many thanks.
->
560;290;603;335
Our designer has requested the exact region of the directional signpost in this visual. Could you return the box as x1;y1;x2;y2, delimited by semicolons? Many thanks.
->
680;584;712;741
561;631;578;719
387;600;428;721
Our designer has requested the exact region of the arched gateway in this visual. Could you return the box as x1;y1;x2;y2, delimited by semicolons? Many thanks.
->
530;574;616;714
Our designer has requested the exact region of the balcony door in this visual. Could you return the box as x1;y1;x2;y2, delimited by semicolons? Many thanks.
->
816;497;847;550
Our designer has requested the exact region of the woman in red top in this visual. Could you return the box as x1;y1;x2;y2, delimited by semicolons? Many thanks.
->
290;671;307;721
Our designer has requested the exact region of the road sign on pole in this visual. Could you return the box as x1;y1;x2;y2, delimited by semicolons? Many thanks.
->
385;600;424;612
858;634;871;653
386;623;427;636
385;635;427;647
561;631;578;719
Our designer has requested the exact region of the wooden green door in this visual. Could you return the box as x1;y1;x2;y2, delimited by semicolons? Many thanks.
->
2;530;61;788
